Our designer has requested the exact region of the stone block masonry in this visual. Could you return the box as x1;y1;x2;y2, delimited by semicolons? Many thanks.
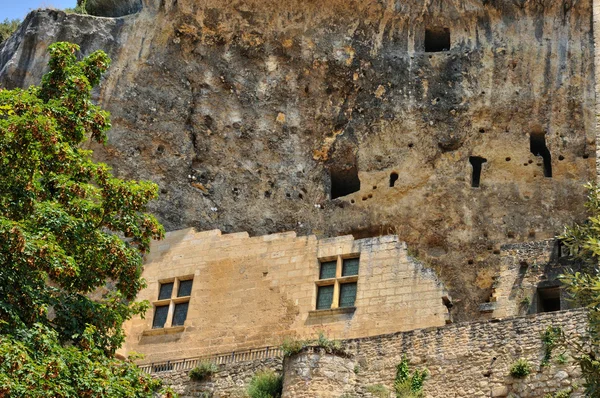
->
121;228;450;364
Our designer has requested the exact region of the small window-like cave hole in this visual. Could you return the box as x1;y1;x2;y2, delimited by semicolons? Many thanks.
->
537;286;561;313
530;131;552;177
425;28;451;52
389;172;399;187
330;165;360;199
469;156;487;188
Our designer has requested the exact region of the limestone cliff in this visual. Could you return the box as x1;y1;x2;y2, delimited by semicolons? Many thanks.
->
0;0;595;320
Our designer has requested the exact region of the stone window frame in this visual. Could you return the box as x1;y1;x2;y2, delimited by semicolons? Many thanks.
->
315;254;360;311
151;276;194;329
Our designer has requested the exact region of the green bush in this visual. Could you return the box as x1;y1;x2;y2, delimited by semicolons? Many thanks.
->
281;337;305;357
394;356;427;398
280;331;342;357
544;389;572;398
0;18;20;43
247;370;283;398
541;326;564;367
509;358;532;379
189;361;218;381
367;384;390;398
315;331;342;353
0;324;167;397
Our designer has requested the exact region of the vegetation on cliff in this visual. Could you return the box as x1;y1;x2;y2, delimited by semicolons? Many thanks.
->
0;42;166;396
560;183;600;397
0;19;20;44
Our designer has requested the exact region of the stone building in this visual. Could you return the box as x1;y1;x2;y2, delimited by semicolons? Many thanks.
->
2;0;600;396
121;228;451;364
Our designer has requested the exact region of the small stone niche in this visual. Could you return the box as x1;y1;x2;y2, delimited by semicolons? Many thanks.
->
537;286;561;313
530;131;552;178
425;28;451;52
389;172;399;187
330;164;360;199
469;156;487;188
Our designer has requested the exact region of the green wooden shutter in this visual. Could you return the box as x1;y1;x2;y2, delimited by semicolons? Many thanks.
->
320;261;337;279
152;305;169;328
339;282;357;307
342;258;359;276
158;282;174;300
172;302;189;326
317;285;334;309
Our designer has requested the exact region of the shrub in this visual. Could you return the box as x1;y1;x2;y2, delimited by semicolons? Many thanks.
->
394;356;427;397
189;361;218;381
281;337;305;357
280;331;342;357
541;326;564;367
247;370;283;398
315;331;342;353
367;384;390;398
509;358;532;379
544;389;572;398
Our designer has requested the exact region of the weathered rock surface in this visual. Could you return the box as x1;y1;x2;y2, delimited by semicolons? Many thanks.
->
85;0;142;17
0;0;595;320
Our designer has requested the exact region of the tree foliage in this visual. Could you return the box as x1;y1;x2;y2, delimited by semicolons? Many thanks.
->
559;182;600;397
0;41;167;396
0;323;163;397
0;18;20;44
0;41;164;355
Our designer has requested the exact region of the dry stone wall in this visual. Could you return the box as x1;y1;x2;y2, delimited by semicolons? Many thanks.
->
345;309;588;398
155;309;588;397
157;357;282;398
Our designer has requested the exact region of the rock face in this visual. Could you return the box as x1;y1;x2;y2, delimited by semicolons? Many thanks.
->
85;0;142;17
0;0;596;320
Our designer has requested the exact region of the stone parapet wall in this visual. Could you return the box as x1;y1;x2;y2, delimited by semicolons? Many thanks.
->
158;357;282;398
157;309;589;397
282;349;356;398
345;309;587;398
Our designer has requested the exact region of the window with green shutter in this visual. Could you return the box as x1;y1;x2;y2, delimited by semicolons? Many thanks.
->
317;285;334;310
342;258;359;276
319;261;337;279
339;282;357;308
152;305;169;329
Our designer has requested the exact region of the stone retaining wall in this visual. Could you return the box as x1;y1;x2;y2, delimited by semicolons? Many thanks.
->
158;309;588;397
158;357;282;398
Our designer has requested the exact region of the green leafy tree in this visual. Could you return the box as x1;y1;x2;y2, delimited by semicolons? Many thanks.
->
0;324;164;397
559;182;600;397
0;18;20;43
0;41;164;354
0;41;168;396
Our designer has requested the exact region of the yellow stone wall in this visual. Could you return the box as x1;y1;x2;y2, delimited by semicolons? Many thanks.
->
121;228;450;363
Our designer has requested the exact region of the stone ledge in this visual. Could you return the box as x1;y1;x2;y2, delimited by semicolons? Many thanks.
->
308;307;356;317
142;326;185;336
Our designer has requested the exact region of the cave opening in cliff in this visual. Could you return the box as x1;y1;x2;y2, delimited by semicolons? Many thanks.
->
530;131;552;177
537;286;561;313
425;28;451;52
389;172;399;187
330;165;360;199
469;156;487;188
